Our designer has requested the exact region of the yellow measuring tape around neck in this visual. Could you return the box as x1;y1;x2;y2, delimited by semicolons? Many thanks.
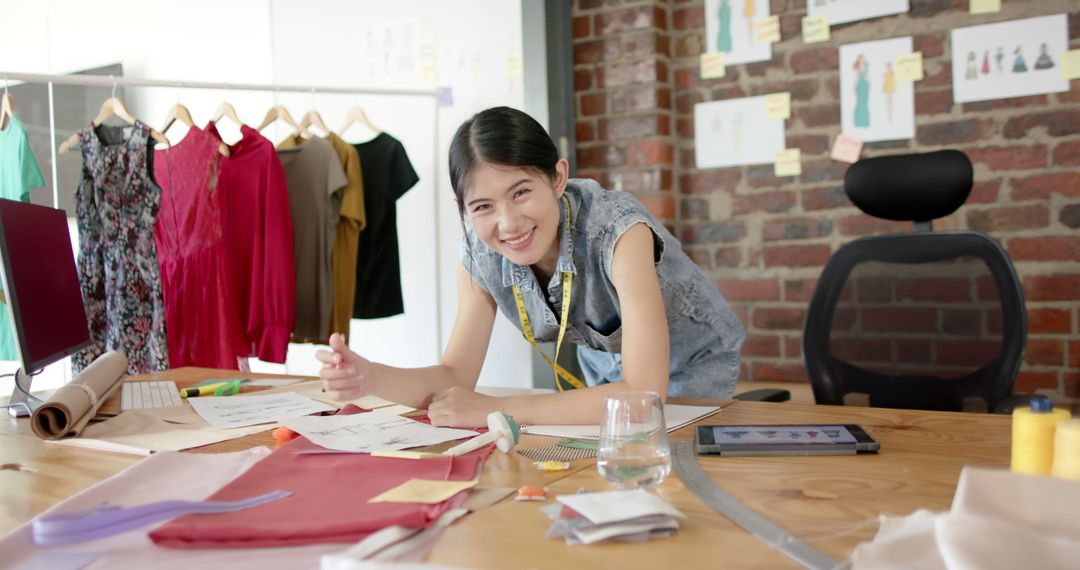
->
511;194;586;392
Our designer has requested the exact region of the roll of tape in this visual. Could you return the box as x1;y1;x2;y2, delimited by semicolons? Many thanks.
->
1011;406;1070;475
1051;419;1080;481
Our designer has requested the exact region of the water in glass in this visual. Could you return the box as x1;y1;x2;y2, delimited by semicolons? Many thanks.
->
597;391;672;489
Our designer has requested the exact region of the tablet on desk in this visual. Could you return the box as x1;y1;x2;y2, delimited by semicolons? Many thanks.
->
695;424;880;456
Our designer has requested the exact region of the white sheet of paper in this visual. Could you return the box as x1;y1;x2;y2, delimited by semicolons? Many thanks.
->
808;0;908;26
840;36;916;142
280;412;478;453
521;404;720;440
951;14;1069;104
557;489;685;525
245;378;306;388
187;392;335;429
51;406;273;455
694;96;786;169
703;0;773;66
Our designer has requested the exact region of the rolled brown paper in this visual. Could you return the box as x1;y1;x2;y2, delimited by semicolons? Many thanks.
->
31;351;128;439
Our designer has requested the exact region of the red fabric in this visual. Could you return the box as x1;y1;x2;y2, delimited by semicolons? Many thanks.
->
153;127;249;369
206;123;295;363
149;406;492;548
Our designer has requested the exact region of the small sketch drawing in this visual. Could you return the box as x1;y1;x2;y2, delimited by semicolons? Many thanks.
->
853;54;871;128
1012;46;1027;73
995;46;1004;73
965;51;978;79
743;0;756;47
1034;43;1055;70
717;0;733;52
981;50;990;75
883;62;895;123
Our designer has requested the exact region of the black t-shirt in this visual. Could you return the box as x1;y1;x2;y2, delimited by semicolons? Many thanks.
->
352;133;419;318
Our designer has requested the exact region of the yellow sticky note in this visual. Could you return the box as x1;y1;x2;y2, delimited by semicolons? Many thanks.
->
830;134;863;164
700;52;726;79
369;478;478;504
505;53;523;78
377;404;418;416
775;148;802;177
765;92;791;120
1062;50;1080;80
371;450;441;460
420;58;438;86
894;52;924;82
755;15;781;44
801;16;830;44
969;0;1001;14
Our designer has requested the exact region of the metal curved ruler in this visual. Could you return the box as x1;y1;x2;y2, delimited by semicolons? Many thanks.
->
672;441;841;570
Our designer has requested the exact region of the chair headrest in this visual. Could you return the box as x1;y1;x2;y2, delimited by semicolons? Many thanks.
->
844;150;973;222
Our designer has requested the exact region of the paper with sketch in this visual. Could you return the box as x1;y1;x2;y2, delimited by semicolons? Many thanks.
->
522;404;721;439
187;392;335;429
50;405;272;455
255;379;398;410
280;412;478;453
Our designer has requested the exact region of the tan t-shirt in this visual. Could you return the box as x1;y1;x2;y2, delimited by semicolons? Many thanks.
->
276;135;347;339
323;133;365;339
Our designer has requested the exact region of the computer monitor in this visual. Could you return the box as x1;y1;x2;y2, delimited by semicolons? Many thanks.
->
0;199;91;416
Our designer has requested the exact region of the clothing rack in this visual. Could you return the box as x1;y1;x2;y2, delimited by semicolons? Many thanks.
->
0;70;445;359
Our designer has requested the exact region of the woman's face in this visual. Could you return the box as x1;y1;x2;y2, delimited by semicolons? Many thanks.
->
462;160;568;268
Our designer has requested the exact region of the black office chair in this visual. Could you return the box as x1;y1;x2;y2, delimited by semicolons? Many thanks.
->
803;150;1028;414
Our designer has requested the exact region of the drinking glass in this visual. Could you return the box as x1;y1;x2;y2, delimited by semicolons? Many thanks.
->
597;391;671;489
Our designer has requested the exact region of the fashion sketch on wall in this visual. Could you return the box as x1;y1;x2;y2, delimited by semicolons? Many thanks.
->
703;0;772;66
839;36;915;143
808;0;909;26
951;14;1069;104
693;96;785;169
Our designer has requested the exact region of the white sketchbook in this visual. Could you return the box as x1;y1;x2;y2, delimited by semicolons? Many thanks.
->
521;404;721;440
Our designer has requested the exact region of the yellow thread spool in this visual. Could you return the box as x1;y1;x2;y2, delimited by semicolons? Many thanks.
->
1051;419;1080;481
1011;399;1070;475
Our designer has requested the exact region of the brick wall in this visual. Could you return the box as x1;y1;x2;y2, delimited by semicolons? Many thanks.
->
571;0;1080;408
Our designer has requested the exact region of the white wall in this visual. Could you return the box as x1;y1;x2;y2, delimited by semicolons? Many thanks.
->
0;0;539;395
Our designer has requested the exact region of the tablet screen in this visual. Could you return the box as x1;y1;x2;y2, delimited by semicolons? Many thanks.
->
708;425;858;445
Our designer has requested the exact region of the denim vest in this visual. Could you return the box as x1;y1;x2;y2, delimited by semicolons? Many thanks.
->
460;179;745;398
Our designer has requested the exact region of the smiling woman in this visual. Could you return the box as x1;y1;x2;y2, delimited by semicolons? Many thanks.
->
316;106;745;428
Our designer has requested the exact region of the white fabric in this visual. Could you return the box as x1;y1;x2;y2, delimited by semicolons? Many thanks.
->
852;467;1080;569
0;447;348;569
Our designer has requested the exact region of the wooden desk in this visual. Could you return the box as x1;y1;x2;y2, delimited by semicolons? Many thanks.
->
428;401;1011;569
1;369;1011;569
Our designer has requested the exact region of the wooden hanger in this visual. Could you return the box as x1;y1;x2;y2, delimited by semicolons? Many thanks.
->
255;104;310;137
59;80;171;154
300;110;331;136
1;75;14;131
161;100;229;157
0;91;13;132
211;100;244;127
338;104;381;137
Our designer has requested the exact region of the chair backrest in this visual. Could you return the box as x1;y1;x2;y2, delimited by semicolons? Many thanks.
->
802;151;1027;412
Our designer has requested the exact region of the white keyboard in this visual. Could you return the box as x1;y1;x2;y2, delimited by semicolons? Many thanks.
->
121;381;184;411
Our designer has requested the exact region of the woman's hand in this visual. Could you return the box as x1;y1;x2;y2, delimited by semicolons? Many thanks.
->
316;333;376;401
427;387;499;428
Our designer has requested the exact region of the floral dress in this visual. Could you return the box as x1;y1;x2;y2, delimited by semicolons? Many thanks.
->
71;121;169;374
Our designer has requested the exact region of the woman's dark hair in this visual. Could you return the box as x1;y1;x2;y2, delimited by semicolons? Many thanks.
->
448;106;560;221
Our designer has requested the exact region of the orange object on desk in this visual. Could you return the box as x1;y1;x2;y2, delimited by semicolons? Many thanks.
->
272;427;299;442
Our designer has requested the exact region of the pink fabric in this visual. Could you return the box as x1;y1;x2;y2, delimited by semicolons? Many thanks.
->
206;123;295;363
149;405;492;548
154;127;249;369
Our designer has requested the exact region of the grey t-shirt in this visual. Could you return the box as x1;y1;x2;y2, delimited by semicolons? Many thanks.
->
461;178;745;398
277;135;347;339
